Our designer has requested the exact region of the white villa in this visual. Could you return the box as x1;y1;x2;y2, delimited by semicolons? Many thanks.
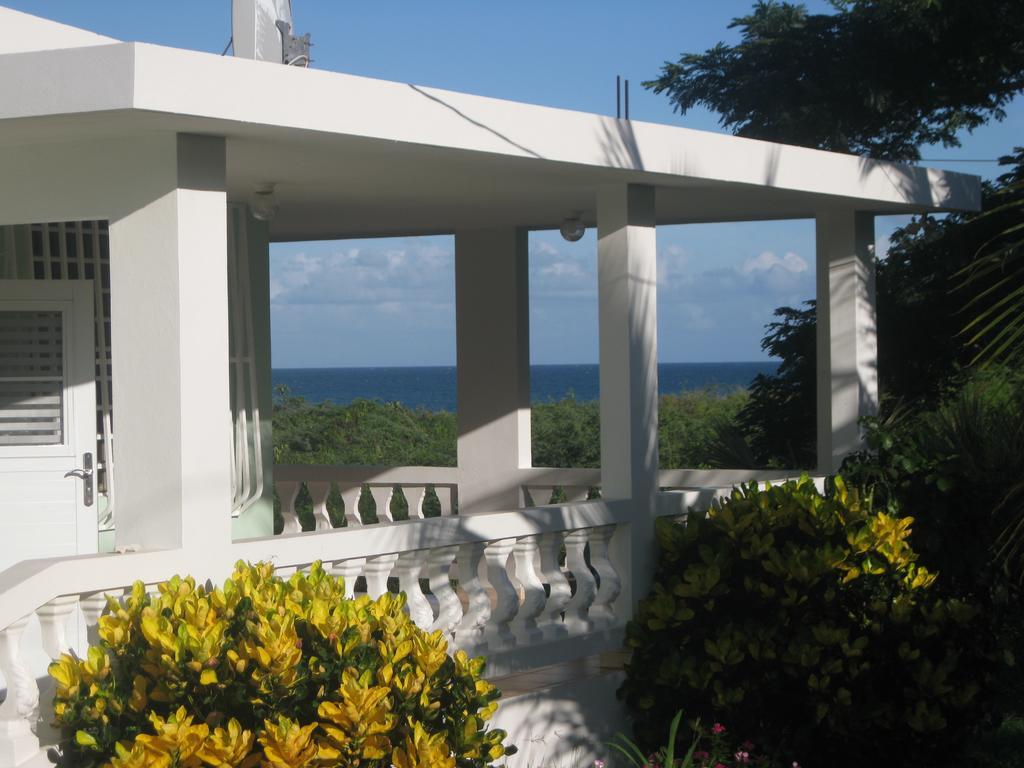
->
0;4;980;767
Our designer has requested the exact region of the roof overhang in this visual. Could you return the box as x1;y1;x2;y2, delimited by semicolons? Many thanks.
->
0;39;982;241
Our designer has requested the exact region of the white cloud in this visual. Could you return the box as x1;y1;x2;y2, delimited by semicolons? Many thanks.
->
269;251;323;300
270;237;455;308
540;260;585;278
532;240;560;257
741;250;808;275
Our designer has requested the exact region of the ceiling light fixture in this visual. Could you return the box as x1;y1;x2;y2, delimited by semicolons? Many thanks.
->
251;183;279;221
559;215;585;242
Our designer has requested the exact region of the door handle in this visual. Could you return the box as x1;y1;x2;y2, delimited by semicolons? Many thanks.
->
64;452;94;507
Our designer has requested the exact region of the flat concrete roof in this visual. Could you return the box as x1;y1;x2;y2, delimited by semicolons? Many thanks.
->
0;21;981;241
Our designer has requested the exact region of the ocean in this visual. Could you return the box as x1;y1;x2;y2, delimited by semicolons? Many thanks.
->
272;362;778;412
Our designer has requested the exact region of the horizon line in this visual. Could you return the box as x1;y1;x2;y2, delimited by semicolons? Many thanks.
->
271;360;779;371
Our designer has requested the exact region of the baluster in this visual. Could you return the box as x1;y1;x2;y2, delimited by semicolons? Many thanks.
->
36;596;78;661
588;525;622;624
453;542;489;648
339;485;362;527
563;529;597;632
538;532;571;638
0;616;40;765
277;480;302;534
363;553;399;599
563;486;590;503
404;486;427;519
331;558;366;599
511;536;546;642
80;591;112;646
426;546;461;635
435;486;454;516
146;583;164;605
483;539;518;645
527;486;554;507
393;551;433;629
307;481;333;530
35;596;79;744
369;486;394;524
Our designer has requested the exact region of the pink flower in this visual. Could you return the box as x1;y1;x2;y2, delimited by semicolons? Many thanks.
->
792;763;801;768
594;761;605;768
735;750;750;763
714;764;728;768
711;723;726;735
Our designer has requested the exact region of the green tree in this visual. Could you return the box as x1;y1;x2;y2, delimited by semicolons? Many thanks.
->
735;303;817;468
958;148;1024;368
645;0;1024;160
718;153;1024;468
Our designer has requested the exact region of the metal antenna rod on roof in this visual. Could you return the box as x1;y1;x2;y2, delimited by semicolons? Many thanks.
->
616;75;621;119
625;79;630;120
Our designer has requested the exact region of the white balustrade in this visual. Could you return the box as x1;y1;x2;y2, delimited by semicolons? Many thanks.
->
482;539;518;645
363;553;399;599
0;616;38;766
393;551;433;629
563;529;598;633
538;531;573;639
426;546;461;634
35;596;76;661
369;486;394;523
330;486;354;527
331;558;365;599
588;525;622;624
526;486;554;506
405;486;426;519
0;487;637;767
511;536;546;642
307;481;333;530
276;480;302;533
273;467;459;534
454;541;489;646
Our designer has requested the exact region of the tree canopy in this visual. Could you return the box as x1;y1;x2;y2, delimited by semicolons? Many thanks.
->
645;0;1024;160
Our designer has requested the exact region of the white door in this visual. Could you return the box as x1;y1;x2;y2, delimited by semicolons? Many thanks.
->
0;280;97;575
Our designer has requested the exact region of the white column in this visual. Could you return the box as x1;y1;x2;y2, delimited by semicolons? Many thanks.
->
597;184;658;611
231;210;275;540
455;228;531;514
108;134;232;552
815;210;878;473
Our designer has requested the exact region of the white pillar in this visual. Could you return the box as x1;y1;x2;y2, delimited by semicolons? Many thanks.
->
455;228;531;514
597;184;658;611
815;210;878;474
231;209;276;540
108;134;232;552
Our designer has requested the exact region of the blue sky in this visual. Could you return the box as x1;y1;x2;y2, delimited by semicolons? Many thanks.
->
13;1;1021;366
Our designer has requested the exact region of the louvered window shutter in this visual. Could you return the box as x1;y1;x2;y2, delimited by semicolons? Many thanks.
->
0;310;64;445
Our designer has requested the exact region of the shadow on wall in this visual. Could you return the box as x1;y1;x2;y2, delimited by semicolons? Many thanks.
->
598;117;645;171
492;670;629;768
406;84;545;160
857;153;978;210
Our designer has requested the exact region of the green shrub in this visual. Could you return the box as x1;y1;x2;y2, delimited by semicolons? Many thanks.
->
49;561;513;768
619;476;1006;768
273;389;751;473
842;367;1024;590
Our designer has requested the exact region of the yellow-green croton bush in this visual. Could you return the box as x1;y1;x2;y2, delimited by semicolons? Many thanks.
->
49;560;514;768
